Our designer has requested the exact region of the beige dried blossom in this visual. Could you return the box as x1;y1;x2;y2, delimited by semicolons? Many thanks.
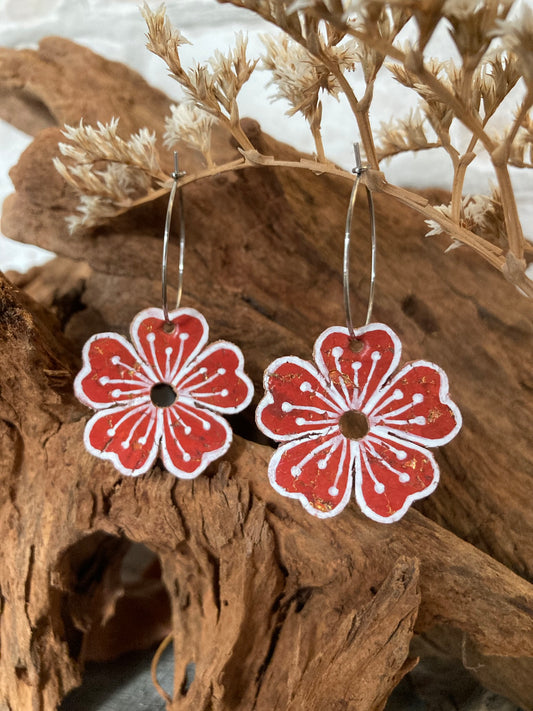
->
426;191;506;247
476;50;521;121
387;56;440;93
377;109;440;160
347;4;410;83
494;4;533;84
164;103;215;165
480;187;507;247
65;195;125;233
509;112;533;168
56;118;161;175
143;4;256;148
207;34;258;116
444;0;512;62
53;118;163;233
54;160;153;233
261;33;358;119
387;59;455;137
55;162;145;202
141;2;191;80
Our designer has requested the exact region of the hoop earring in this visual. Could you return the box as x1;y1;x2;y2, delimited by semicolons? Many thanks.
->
256;145;461;523
74;153;253;478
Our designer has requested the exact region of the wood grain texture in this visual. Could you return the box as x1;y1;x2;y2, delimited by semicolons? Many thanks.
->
0;38;532;711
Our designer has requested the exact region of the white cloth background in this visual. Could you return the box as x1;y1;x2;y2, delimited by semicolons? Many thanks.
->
0;0;531;272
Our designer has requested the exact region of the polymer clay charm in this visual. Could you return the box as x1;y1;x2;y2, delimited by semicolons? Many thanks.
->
75;307;253;477
256;322;461;522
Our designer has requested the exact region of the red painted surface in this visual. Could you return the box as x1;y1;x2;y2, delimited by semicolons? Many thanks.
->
256;323;461;523
75;307;253;478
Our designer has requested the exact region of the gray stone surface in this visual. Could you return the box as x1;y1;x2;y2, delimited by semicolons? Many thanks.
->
60;646;173;711
61;646;523;711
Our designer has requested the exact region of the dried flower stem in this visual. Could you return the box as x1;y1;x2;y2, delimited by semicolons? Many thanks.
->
310;120;326;163
450;136;478;224
58;1;533;297
223;118;255;151
385;182;504;269
111;154;507;274
331;33;527;262
326;61;379;169
491;162;525;257
232;1;526;265
504;88;533;156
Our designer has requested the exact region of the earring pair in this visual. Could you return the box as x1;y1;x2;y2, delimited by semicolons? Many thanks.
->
74;149;461;524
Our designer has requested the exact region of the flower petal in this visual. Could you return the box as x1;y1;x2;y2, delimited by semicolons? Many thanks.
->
355;433;439;523
176;341;254;413
75;333;153;409
313;324;401;411
369;361;462;446
256;356;343;442
84;402;160;476
268;433;353;518
159;401;232;478
130;307;208;382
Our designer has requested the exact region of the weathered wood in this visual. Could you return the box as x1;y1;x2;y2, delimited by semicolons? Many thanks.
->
1;272;533;709
0;38;532;711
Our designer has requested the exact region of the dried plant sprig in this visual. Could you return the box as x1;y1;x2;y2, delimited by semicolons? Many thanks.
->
53;118;166;233
54;161;152;202
261;34;359;118
142;1;191;69
53;0;533;298
443;0;513;68
57;123;532;292
318;2;529;260
56;118;162;175
209;34;258;110
376;109;441;160
204;0;533;286
387;58;461;133
142;3;256;150
476;50;521;122
220;0;382;166
425;190;507;248
64;195;125;233
494;3;533;84
508;112;533;168
348;4;410;85
261;32;358;159
164;103;216;167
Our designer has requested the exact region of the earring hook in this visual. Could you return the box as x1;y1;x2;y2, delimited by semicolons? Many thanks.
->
162;151;186;325
343;142;376;338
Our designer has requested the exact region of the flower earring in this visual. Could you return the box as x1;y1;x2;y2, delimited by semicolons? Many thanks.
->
256;145;461;523
75;154;253;478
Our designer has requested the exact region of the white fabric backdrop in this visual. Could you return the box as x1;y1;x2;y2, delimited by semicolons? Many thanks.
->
0;0;531;271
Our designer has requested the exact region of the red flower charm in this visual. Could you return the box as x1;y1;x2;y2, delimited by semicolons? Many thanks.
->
256;323;461;523
74;307;253;477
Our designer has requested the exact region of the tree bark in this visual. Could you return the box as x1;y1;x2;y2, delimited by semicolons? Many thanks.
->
0;38;532;711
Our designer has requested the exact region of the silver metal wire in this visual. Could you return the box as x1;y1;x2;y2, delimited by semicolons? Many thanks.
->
162;152;186;324
343;143;376;338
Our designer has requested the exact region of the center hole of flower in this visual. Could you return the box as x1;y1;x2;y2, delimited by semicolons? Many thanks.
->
150;383;177;408
339;410;369;440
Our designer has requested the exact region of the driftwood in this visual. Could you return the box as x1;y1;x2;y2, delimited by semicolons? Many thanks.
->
0;37;532;711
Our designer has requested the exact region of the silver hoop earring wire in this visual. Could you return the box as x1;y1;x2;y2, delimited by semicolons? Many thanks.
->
343;143;376;338
162;151;186;325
